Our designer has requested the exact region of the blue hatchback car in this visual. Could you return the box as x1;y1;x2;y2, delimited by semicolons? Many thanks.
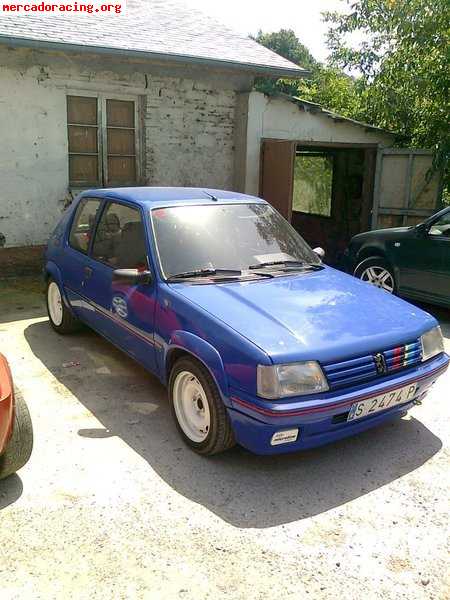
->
45;187;449;455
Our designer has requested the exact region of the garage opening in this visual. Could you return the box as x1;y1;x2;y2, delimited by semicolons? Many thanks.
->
260;140;376;265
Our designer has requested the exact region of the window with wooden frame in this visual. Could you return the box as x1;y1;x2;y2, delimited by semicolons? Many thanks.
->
67;94;139;188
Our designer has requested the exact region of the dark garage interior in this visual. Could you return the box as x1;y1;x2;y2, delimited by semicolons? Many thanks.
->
260;140;377;265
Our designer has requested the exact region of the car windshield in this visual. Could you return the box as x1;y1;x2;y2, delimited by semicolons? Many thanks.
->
151;203;320;279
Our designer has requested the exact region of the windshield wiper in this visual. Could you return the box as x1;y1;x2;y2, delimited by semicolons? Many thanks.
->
248;260;321;270
167;268;243;281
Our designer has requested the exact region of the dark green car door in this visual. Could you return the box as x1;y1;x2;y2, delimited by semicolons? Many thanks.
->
426;211;450;301
395;209;450;304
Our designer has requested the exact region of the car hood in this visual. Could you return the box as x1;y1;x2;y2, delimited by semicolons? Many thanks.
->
353;226;411;243
171;266;436;363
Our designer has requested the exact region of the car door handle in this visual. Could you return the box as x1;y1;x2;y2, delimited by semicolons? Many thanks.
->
84;266;93;279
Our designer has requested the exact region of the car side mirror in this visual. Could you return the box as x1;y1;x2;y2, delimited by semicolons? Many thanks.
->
415;222;428;236
313;247;325;260
112;268;152;285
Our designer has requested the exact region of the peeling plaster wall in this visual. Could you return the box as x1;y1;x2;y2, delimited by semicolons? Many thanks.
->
0;57;69;248
144;78;236;187
240;92;395;196
0;47;249;248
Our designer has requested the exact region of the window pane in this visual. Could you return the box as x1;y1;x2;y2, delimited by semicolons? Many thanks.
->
69;155;98;184
107;128;135;155
69;198;101;254
108;156;136;183
429;212;450;236
68;125;98;154
106;100;134;127
67;96;97;125
293;154;333;217
92;202;147;269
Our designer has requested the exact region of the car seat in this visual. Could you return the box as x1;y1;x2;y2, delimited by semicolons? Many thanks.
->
117;221;147;270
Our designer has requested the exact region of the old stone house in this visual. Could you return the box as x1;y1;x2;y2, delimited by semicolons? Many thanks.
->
0;0;304;269
0;0;441;271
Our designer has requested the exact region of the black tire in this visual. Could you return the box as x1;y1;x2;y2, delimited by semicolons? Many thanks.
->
0;391;33;481
168;357;235;456
354;256;397;294
46;277;81;334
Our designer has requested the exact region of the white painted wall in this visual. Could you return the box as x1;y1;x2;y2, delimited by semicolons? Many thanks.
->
241;92;395;196
0;60;69;247
0;47;246;247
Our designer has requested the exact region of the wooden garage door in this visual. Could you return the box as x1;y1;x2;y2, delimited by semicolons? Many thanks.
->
372;149;443;228
260;140;296;220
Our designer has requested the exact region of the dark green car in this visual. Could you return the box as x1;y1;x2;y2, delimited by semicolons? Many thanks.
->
346;206;450;308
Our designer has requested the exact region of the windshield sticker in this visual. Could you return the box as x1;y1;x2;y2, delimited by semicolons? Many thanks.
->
254;252;295;264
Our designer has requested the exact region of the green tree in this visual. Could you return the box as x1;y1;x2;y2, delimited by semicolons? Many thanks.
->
297;66;365;120
325;0;449;188
252;29;317;96
252;29;363;119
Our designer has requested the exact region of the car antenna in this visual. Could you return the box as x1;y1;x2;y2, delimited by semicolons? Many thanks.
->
203;190;218;201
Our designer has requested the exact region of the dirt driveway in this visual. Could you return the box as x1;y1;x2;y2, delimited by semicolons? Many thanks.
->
0;277;449;600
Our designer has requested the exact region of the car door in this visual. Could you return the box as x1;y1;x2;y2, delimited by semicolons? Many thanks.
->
425;210;450;302
61;196;104;326
86;200;157;373
394;220;445;300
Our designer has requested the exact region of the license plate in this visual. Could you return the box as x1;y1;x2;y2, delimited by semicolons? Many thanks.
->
347;382;417;422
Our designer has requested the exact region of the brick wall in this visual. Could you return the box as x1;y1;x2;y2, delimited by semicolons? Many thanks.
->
0;245;46;277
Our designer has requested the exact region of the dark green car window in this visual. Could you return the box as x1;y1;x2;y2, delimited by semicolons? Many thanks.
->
429;213;450;237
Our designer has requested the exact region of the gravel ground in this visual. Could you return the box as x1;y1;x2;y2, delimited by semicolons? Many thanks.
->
0;277;449;600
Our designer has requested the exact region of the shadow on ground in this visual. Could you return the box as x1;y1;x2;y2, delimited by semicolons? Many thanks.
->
0;277;46;324
23;320;443;528
0;474;23;510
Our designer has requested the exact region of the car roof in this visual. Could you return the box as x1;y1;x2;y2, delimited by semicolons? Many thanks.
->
79;187;266;209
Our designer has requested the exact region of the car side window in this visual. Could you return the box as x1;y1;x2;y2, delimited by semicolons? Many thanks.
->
92;202;148;269
69;198;102;254
429;213;450;238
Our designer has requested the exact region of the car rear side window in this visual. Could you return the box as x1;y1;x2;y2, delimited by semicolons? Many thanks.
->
69;198;102;254
92;202;147;269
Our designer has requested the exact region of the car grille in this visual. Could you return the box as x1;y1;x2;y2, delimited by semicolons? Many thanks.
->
322;339;422;390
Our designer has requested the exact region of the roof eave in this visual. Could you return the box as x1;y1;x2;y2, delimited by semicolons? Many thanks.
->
274;93;396;136
0;35;309;78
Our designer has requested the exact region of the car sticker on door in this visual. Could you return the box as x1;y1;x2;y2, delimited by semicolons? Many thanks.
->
112;295;128;319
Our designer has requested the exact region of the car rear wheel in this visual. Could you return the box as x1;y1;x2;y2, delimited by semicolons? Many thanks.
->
46;278;81;334
169;357;235;455
354;257;396;294
0;391;33;481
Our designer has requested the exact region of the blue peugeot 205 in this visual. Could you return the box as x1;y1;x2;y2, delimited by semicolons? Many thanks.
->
44;188;449;455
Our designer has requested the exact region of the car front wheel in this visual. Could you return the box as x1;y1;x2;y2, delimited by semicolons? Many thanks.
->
169;357;235;455
0;392;33;481
354;257;396;294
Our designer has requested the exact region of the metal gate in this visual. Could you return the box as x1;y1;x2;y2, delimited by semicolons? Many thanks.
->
371;149;443;229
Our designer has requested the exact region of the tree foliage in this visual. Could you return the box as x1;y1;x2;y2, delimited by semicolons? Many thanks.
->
252;29;364;119
253;2;449;195
325;0;449;186
251;29;317;96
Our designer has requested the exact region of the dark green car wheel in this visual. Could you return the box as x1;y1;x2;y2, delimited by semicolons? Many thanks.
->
354;257;396;294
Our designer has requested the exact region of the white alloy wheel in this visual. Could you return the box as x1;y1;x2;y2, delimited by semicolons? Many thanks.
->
172;370;211;443
47;281;64;326
359;265;395;293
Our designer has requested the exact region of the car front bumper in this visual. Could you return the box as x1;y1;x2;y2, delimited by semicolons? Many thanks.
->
227;353;449;455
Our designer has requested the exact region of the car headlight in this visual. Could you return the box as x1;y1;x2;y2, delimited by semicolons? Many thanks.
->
421;326;445;362
257;361;329;399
